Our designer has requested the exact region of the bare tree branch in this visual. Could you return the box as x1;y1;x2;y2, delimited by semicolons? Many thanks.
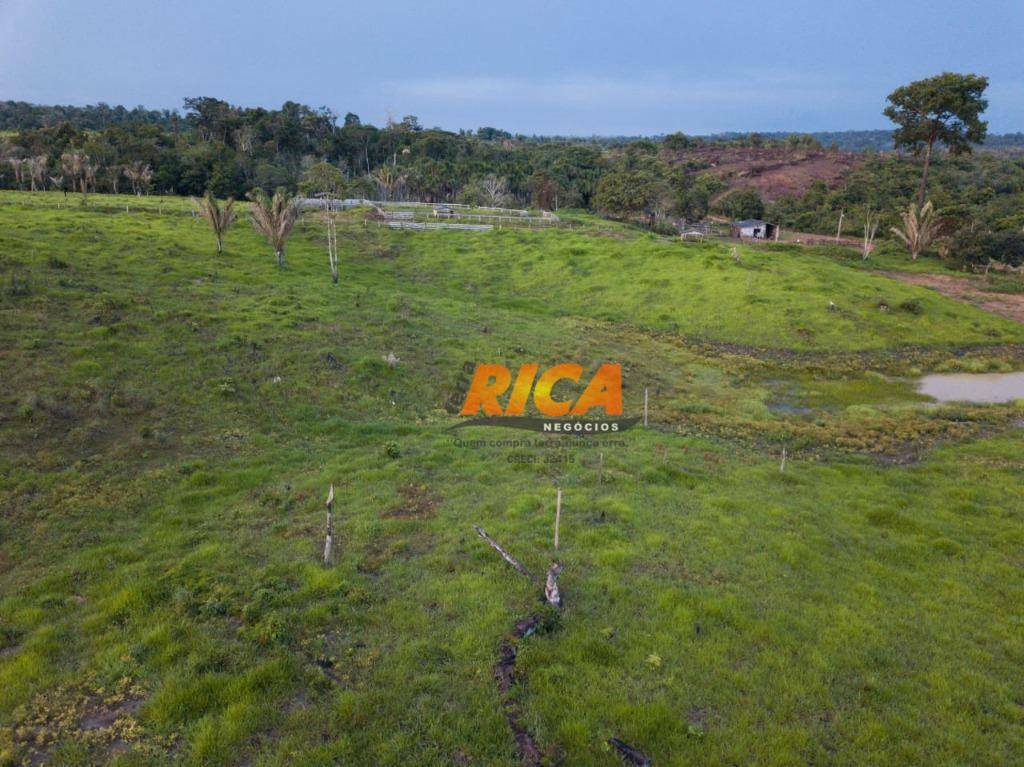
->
473;525;532;579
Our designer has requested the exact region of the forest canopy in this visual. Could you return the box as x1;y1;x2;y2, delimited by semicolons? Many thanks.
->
2;97;1023;267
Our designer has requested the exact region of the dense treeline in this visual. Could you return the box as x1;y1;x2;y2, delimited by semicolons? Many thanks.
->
6;100;1022;152
0;97;607;208
1;97;1022;266
0;100;181;131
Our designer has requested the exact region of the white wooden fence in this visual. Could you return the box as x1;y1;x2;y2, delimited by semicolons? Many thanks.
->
298;197;558;221
385;221;493;232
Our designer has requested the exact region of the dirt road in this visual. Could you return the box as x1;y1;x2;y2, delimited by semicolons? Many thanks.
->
883;271;1024;324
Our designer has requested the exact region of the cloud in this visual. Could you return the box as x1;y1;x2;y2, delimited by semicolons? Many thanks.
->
389;72;861;112
0;0;64;95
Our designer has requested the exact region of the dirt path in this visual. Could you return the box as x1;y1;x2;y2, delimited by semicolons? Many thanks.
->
882;271;1024;324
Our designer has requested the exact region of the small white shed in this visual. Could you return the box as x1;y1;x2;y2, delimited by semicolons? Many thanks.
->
731;219;778;240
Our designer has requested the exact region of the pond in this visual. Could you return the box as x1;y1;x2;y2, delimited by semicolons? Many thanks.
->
917;372;1024;404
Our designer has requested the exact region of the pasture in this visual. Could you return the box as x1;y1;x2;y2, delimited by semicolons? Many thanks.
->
1;192;1022;766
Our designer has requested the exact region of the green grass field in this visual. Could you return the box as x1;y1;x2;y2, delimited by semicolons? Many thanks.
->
1;192;1022;766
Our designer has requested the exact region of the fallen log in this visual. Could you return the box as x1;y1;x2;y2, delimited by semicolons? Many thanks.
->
609;737;652;766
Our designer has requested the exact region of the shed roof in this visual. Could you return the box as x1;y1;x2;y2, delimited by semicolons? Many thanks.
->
734;219;768;227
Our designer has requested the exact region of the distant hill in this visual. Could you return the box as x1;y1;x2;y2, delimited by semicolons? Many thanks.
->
691;130;892;152
660;144;864;203
693;130;1024;153
3;100;1022;153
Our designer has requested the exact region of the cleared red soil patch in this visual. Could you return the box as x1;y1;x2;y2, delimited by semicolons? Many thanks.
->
664;146;863;202
883;271;1024;324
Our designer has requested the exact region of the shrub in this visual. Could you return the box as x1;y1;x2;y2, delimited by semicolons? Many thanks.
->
715;188;765;220
898;298;924;315
946;228;1024;269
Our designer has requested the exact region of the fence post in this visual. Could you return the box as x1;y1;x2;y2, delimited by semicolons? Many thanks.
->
554;489;562;550
323;484;335;564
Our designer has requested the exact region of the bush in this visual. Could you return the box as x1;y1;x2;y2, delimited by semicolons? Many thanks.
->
898;298;924;315
870;239;906;261
946;228;1024;269
593;171;663;218
715;188;765;221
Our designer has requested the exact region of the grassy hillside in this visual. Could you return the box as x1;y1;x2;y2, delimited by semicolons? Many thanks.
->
1;192;1022;766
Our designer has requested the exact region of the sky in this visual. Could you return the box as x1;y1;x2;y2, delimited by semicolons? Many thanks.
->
1;0;1022;135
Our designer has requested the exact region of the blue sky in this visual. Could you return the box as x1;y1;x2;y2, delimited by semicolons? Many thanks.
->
1;0;1021;135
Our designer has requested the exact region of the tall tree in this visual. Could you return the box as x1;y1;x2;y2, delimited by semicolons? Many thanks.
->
194;191;236;253
884;72;988;209
248;188;300;267
593;170;660;220
528;170;562;211
300;161;346;198
718;188;765;221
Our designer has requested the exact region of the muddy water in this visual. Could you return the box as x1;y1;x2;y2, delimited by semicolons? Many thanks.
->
917;372;1024;403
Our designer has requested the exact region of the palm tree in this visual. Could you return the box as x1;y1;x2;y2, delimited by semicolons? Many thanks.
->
124;161;153;195
61;153;80;192
61;152;91;198
7;156;25;189
84;161;99;196
248;189;300;267
107;164;123;195
193;190;236;253
890;201;944;261
27;156;47;192
370;165;406;201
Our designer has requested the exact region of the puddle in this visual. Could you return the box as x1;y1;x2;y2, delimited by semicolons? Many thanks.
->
917;372;1024;404
766;400;814;415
